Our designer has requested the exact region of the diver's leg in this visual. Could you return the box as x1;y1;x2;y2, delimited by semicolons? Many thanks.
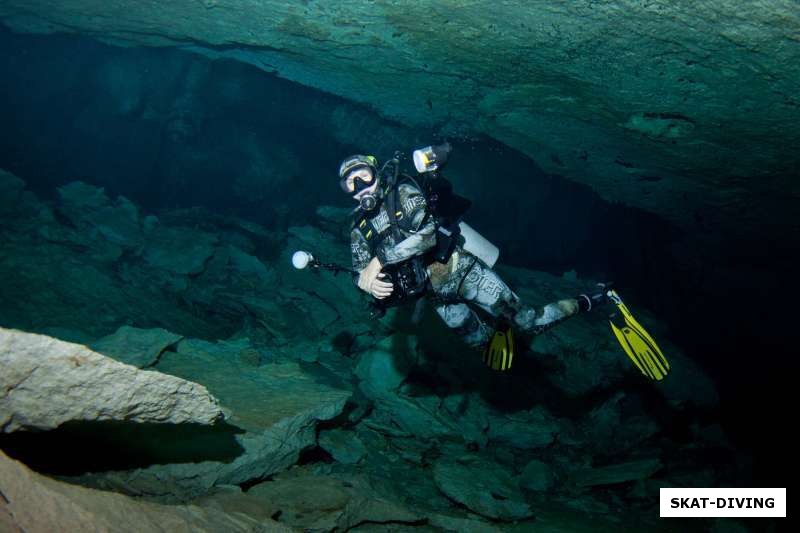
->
457;258;581;335
433;302;492;348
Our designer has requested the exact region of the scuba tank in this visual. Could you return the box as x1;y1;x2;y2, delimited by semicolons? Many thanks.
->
458;221;499;268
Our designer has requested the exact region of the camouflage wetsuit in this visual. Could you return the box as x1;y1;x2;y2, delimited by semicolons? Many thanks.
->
350;178;581;348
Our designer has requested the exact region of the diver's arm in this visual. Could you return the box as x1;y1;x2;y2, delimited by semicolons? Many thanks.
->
376;215;437;266
350;228;372;286
351;228;393;298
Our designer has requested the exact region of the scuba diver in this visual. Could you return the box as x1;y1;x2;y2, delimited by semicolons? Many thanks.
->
338;148;612;372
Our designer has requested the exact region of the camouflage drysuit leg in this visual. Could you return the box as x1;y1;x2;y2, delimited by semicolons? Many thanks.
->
431;252;580;348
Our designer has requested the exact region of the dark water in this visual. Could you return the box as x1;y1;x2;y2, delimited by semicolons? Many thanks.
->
0;21;793;530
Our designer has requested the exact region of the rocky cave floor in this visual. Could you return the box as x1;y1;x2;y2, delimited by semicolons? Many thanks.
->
0;168;753;532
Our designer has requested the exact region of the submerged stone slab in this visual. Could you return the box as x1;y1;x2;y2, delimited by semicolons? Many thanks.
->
319;428;367;465
201;472;423;531
0;328;224;433
91;325;183;368
488;406;561;450
432;457;533;521
570;458;663;488
0;450;286;533
371;394;461;441
143;225;218;275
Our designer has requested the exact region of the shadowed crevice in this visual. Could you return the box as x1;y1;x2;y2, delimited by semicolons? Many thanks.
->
0;419;245;476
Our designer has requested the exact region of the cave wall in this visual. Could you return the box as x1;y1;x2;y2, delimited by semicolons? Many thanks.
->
2;25;674;283
1;0;798;245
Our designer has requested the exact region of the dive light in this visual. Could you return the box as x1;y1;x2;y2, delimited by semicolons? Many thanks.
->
412;142;452;174
291;250;314;270
291;250;356;276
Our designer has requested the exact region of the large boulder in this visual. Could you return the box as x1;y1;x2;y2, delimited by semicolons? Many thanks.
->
0;328;224;432
86;337;352;498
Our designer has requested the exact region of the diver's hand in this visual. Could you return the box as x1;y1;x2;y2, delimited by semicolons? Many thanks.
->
358;257;394;299
370;273;394;299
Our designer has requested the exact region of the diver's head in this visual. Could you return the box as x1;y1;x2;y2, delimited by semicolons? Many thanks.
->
339;154;380;211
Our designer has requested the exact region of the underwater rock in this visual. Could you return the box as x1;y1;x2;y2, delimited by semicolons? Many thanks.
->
94;338;351;498
224;244;275;283
370;394;461;441
142;225;218;275
498;265;626;394
441;392;490;449
281;226;365;318
56;181;144;250
335;492;424;531
201;475;350;530
273;225;377;342
572;393;624;449
656;347;720;408
180;243;285;337
0;327;224;432
432;457;533;521
0;450;278;533
318;428;367;465
0;169;25;212
427;514;504;533
354;333;418;396
518;459;555;492
202;472;423;531
56;180;110;214
487;406;560;450
570;458;663;488
0;219;223;339
570;393;660;454
90;325;183;368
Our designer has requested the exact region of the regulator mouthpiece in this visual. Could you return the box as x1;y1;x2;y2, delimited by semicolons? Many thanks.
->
359;193;378;212
291;250;314;270
413;142;452;173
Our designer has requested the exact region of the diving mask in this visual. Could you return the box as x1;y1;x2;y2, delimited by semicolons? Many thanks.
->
339;167;376;194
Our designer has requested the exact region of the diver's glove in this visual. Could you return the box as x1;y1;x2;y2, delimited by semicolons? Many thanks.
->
358;257;394;299
576;282;613;313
